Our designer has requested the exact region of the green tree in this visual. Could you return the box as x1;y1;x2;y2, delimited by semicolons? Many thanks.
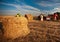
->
15;13;21;17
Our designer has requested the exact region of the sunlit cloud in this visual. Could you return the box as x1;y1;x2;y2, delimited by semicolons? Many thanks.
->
37;1;60;7
0;0;60;16
0;2;41;16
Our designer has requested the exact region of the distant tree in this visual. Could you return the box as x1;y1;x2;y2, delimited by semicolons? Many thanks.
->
56;12;60;16
15;13;21;17
56;12;60;14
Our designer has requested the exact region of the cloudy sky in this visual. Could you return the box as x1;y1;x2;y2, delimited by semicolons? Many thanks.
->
0;0;60;16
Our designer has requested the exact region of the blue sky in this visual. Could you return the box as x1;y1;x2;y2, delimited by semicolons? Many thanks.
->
0;0;60;15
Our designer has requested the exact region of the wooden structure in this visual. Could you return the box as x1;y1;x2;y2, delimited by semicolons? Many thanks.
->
38;14;46;21
53;13;58;20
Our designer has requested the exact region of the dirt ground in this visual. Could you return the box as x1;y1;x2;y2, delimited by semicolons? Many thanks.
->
0;20;60;42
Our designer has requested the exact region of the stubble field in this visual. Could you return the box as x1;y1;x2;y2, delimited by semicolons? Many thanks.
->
0;20;60;42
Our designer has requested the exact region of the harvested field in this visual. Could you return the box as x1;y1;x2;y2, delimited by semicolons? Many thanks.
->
0;20;60;42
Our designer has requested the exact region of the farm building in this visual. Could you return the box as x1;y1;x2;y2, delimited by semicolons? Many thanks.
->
53;12;60;20
48;14;53;20
48;12;60;21
46;16;51;21
38;14;46;21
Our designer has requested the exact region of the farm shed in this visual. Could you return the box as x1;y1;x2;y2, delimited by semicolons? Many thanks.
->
38;14;46;21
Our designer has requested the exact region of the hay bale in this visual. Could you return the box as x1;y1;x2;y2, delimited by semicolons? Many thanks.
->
2;16;30;39
25;14;33;21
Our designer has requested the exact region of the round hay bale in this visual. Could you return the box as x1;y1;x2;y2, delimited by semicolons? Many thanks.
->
2;16;30;39
25;14;33;21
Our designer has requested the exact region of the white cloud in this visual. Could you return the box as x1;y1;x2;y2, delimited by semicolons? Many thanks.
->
38;1;52;7
43;7;60;14
50;7;60;14
37;1;60;14
0;2;41;16
38;1;60;7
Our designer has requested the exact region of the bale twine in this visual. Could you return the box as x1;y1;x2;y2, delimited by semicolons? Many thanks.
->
2;16;30;39
25;14;33;21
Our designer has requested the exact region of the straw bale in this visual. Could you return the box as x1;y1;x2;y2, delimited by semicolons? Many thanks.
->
25;14;33;21
1;16;30;39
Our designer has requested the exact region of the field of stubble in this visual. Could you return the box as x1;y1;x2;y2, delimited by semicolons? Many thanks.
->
0;20;60;42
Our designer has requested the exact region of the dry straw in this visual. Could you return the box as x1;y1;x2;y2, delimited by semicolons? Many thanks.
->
1;16;30;39
25;14;33;21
